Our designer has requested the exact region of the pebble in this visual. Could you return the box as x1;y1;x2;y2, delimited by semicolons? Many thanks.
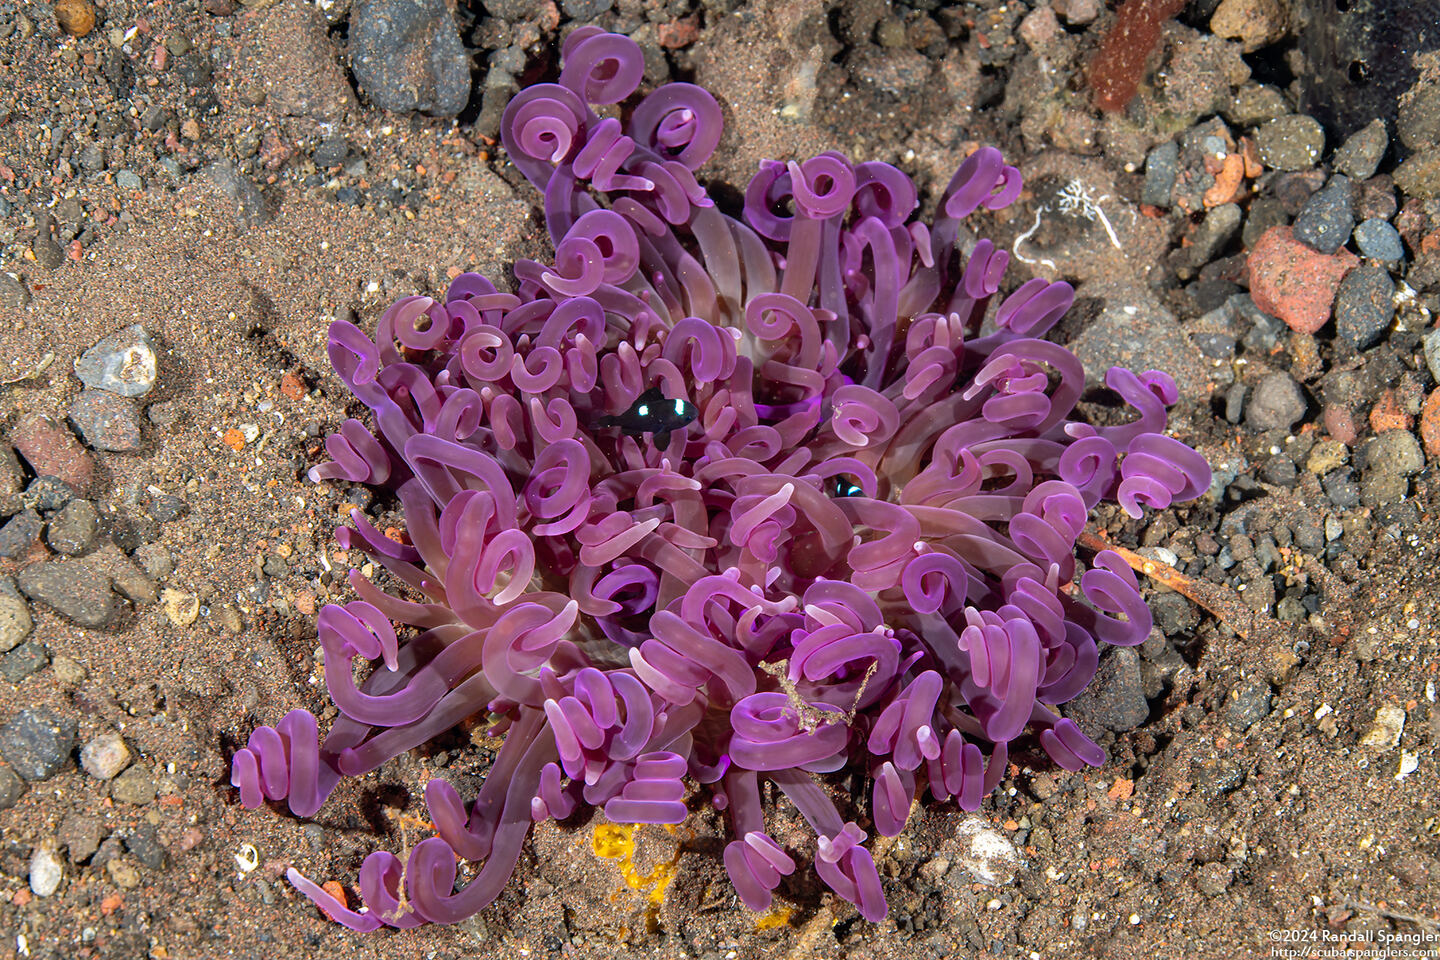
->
0;594;33;653
107;858;141;889
110;765;157;805
9;415;96;492
1224;679;1272;730
1333;119;1388;180
1397;81;1440;154
25;476;73;514
58;814;104;863
0;271;29;308
0;764;22;809
1360;469;1408;507
46;498;98;555
1333;265;1395;351
80;731;132;780
115;169;143;192
350;0;471;116
1247;225;1358;334
0;444;21;504
1209;0;1286;52
1423;329;1440;383
952;818;1021;886
1196;862;1234;897
313;134;352;167
0;509;43;559
29;844;64;898
1;642;49;682
1255;115;1325;172
125;824;166;869
1247;371;1307;432
1064;647;1147;732
1353;219;1404;262
1364;429;1425;477
0;709;77;781
145;492;188;523
68;389;144;452
1292;176;1353;255
50;656;86;685
74;325;159;398
1394;146;1440;200
1223;84;1289;127
207;161;273;228
1322;471;1361;509
33;215;66;270
1138;142;1176;208
258;0;357;121
17;560;120;628
134;543;174;581
561;0;611;18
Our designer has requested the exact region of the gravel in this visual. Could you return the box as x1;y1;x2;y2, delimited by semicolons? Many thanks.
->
68;388;144;451
0;509;44;559
349;0;471;116
29;844;64;898
1353;218;1404;262
1255;115;1325;171
110;764;157;805
1332;119;1388;180
45;498;99;555
0;764;22;809
0;642;50;682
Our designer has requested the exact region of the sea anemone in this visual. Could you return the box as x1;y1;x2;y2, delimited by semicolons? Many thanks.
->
230;27;1211;929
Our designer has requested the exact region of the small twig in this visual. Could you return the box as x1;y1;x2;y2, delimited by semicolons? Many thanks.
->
0;352;54;385
1078;529;1254;639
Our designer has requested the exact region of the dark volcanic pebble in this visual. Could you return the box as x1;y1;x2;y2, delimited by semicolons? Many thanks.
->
17;561;120;628
1353;219;1404;262
0;709;77;781
1323;471;1361;509
0;272;30;309
0;641;49;682
68;389;143;452
1334;266;1395;350
1292;176;1354;255
0;509;43;559
25;476;74;513
125;824;167;869
350;0;470;117
1247;372;1307;432
1064;647;1147;732
207;162;273;228
0;764;21;809
46;499;99;555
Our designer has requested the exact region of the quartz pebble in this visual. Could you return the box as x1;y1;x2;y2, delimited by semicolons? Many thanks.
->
73;325;159;398
29;844;64;898
80;731;132;780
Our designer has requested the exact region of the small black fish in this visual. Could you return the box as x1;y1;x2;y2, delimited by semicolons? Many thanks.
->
595;386;698;448
830;475;865;498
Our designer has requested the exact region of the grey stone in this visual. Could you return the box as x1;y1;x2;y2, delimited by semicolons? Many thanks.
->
1255;115;1325;171
114;169;143;192
0;271;29;308
24;476;73;513
69;389;143;452
46;498;98;555
207;161;272;228
1246;372;1307;432
125;824;166;869
0;642;48;682
1065;647;1148;732
1333;119;1388;180
1292;175;1353;255
58;814;104;863
1364;430;1425;477
0;509;43;559
1333;265;1395;351
1067;279;1211;399
1398;81;1440;154
1361;469;1408;507
17;560;120;628
1353;219;1404;262
350;0;471;117
73;324;158;398
0;709;77;781
0;764;22;809
1423;329;1440;383
1142;141;1180;208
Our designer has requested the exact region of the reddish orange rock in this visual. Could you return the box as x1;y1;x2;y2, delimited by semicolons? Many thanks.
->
1369;390;1413;433
1247;225;1359;334
1421;388;1440;457
10;414;96;492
